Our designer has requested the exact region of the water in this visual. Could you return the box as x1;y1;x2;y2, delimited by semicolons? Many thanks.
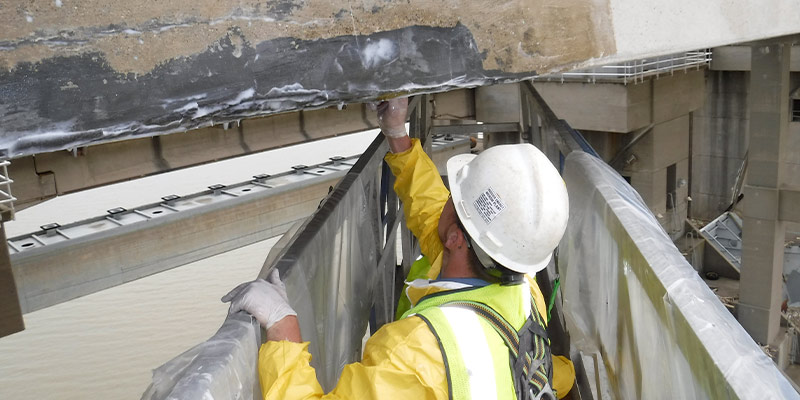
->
0;131;377;400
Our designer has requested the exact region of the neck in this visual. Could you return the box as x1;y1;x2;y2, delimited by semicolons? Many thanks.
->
441;259;501;284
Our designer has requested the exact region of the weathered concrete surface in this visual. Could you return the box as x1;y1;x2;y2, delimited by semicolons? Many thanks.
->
0;0;613;75
0;0;799;158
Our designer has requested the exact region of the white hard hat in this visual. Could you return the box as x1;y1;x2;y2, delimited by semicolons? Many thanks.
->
446;144;569;275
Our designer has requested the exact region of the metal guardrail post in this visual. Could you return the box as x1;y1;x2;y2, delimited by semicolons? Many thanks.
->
520;81;584;162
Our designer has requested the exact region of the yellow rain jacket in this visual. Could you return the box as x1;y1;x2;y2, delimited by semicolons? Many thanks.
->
258;139;574;399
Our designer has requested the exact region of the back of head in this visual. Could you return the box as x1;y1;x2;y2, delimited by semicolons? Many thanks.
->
446;144;569;275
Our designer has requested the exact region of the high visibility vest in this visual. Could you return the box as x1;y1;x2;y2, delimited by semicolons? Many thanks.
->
403;281;554;400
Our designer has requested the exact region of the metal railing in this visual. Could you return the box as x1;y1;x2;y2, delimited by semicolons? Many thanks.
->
0;160;15;221
143;111;424;399
538;50;712;84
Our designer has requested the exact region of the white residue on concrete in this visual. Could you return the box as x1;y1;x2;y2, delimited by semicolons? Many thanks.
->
193;104;224;119
226;88;255;106
361;38;396;69
25;13;34;23
54;0;63;7
162;93;208;108
175;102;199;113
265;83;314;97
6;120;75;158
210;15;276;26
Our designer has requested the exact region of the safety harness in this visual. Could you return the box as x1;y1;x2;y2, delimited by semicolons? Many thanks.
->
408;283;555;400
442;300;554;400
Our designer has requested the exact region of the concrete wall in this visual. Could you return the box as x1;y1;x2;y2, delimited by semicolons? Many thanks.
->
535;70;705;134
533;82;648;133
691;69;800;223
536;71;703;235
622;115;691;235
785;121;800;186
691;67;800;248
711;46;800;72
538;64;797;235
691;70;750;220
784;73;800;187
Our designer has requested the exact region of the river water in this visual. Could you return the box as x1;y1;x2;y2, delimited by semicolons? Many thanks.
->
0;131;376;399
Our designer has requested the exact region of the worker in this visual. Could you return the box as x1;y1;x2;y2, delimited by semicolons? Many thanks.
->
222;97;575;399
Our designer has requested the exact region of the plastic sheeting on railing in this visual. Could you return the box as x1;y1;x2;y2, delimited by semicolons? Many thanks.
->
139;134;404;398
559;151;798;399
266;136;388;392
141;312;261;400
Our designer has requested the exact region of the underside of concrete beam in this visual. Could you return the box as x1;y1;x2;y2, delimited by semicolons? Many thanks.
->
1;1;799;158
8;104;378;210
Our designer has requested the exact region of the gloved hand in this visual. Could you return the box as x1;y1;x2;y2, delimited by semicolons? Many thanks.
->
221;269;297;330
376;97;408;138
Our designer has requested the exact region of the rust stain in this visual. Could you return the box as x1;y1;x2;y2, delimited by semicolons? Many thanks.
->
0;0;617;75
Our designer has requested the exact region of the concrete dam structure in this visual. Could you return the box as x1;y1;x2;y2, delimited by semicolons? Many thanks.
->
1;1;800;398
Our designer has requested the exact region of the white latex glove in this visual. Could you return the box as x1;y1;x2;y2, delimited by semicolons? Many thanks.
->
376;98;408;138
221;269;297;330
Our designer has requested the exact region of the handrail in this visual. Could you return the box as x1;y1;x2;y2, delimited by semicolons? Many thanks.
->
0;160;15;221
538;50;712;84
143;100;424;398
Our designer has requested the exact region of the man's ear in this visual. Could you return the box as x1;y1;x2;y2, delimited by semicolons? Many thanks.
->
444;226;465;250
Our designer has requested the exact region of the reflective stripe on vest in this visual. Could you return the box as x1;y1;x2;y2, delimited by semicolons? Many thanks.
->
416;305;514;400
443;306;499;399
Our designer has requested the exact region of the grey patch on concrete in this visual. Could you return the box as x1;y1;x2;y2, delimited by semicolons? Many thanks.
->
150;136;170;171
334;9;349;19
265;0;302;20
236;123;252;153
787;246;800;306
691;70;750;219
787;270;800;306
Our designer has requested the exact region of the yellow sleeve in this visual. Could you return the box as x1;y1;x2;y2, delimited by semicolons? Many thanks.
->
258;317;447;400
528;276;548;325
384;139;450;261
